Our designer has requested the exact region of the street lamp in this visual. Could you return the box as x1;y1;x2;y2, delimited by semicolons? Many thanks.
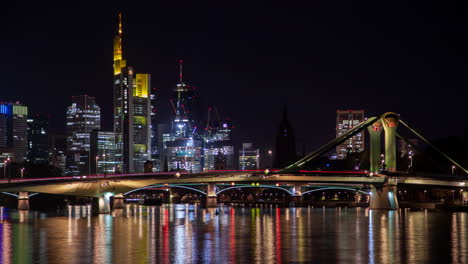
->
96;156;99;175
452;165;456;175
268;150;273;168
21;167;25;179
103;154;106;177
3;158;8;179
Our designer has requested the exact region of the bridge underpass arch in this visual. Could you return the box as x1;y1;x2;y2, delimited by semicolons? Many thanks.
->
216;185;294;196
124;184;208;196
302;187;370;204
302;187;369;196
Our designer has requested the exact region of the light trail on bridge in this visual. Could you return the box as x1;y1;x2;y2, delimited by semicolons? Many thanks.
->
0;169;370;185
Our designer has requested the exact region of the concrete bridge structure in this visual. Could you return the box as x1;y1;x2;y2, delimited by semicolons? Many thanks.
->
1;112;467;213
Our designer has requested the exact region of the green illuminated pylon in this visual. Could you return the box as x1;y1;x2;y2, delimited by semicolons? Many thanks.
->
367;121;382;173
381;113;399;172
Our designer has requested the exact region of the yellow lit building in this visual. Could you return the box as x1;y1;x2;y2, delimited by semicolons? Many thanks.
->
113;13;151;173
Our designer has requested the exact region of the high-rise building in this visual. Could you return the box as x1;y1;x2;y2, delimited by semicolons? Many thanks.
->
203;114;234;171
27;114;50;164
0;102;28;163
113;13;151;173
239;143;259;170
90;130;122;174
273;107;296;168
66;95;101;175
163;60;203;173
150;87;159;171
335;110;365;160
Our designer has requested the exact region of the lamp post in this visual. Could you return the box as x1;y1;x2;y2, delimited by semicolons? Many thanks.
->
3;158;8;179
452;165;456;175
103;154;106;178
96;156;99;175
21;167;25;179
268;150;272;168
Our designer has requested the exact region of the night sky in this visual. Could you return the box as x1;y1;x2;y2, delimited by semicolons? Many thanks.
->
2;1;466;157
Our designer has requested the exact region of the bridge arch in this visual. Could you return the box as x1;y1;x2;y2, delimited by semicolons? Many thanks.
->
302;187;369;196
124;184;208;196
216;185;294;196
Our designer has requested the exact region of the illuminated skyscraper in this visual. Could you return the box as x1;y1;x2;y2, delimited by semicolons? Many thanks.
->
150;87;159;171
90;130;122;174
203;111;234;171
0;102;28;163
113;13;151;173
66;95;101;175
335;110;365;159
163;60;203;172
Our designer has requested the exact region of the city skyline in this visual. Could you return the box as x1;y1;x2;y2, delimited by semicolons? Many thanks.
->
1;1;466;154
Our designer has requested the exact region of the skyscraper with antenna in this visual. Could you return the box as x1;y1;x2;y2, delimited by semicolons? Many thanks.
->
113;13;151;173
162;60;203;172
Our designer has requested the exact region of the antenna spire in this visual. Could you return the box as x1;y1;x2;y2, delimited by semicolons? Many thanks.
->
118;12;123;37
179;59;183;83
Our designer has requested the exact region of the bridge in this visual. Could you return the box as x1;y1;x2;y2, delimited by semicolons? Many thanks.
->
1;112;467;213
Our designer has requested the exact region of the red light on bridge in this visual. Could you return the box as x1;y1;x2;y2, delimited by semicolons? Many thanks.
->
276;183;280;187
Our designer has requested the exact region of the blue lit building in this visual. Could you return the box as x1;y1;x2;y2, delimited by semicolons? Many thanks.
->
0;102;28;164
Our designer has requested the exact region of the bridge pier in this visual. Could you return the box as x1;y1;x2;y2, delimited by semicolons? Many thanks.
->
18;192;30;210
382;113;399;172
112;194;125;210
290;185;304;207
367;121;382;173
369;182;399;210
98;194;112;214
205;183;218;208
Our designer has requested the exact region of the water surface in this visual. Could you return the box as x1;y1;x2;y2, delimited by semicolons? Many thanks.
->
0;205;467;263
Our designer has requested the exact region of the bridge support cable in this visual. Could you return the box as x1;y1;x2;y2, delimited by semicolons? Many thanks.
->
396;133;450;174
280;116;380;173
400;120;468;175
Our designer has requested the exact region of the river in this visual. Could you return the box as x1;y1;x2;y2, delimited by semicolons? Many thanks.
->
0;205;467;263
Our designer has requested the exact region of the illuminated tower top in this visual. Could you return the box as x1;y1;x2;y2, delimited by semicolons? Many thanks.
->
113;12;126;75
172;59;196;137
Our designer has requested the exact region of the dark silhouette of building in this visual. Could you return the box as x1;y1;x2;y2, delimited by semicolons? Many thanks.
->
273;106;297;168
27;114;50;164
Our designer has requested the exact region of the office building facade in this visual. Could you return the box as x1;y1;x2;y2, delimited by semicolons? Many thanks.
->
66;95;101;175
90;130;122;174
335;110;365;160
0;102;28;163
203;118;234;171
163;60;204;173
113;13;151;173
239;143;259;170
27;114;50;164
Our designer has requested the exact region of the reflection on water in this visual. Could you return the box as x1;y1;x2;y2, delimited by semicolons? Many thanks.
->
1;205;468;263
